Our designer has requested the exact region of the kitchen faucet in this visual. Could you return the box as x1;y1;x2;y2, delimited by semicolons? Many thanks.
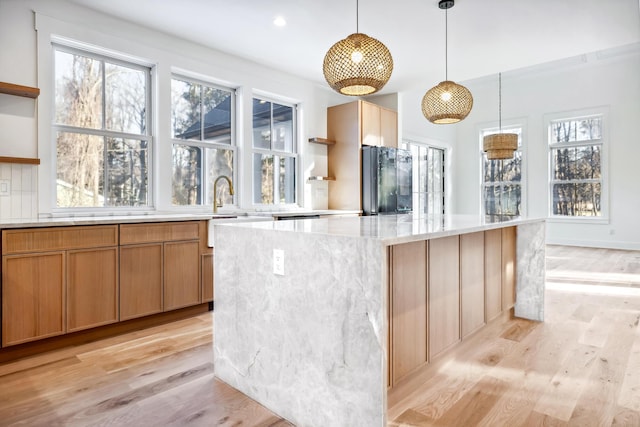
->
213;175;234;213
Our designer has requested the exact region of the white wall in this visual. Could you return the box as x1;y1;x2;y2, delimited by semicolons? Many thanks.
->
0;0;344;217
441;45;640;249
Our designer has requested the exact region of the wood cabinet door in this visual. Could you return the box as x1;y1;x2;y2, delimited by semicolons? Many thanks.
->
502;227;517;311
460;232;485;338
380;107;398;148
202;252;214;303
428;236;460;359
67;247;119;332
2;252;65;346
484;229;503;322
120;244;163;321
361;101;380;146
164;241;200;311
390;241;428;386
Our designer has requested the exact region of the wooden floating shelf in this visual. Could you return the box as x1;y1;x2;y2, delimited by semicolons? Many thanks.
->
0;82;40;99
308;137;335;145
0;156;41;165
308;176;335;181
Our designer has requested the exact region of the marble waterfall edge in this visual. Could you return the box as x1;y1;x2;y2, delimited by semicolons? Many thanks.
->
213;225;386;427
515;221;546;321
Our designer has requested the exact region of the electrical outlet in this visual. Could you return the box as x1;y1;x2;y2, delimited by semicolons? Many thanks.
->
0;180;10;196
273;249;284;276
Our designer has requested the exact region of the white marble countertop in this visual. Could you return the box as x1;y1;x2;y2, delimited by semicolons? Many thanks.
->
0;209;360;229
217;214;545;246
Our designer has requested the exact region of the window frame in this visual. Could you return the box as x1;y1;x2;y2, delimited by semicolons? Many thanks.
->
545;108;609;223
170;74;237;208
400;139;446;216
51;43;153;213
251;95;299;207
480;124;526;220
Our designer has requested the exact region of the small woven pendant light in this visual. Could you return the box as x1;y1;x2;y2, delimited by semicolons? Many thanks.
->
323;0;393;96
422;0;473;124
483;73;518;160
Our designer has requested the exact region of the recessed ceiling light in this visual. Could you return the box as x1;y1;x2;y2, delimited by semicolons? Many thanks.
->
273;16;286;27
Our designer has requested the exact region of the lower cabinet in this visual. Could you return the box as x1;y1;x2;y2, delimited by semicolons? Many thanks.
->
389;240;427;386
67;247;119;333
428;235;460;359
387;226;517;389
1;225;119;347
120;244;163;321
119;221;203;320
164;241;200;310
2;252;65;346
1;220;209;348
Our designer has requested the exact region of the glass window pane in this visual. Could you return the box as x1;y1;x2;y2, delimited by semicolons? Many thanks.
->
552;183;601;217
171;79;201;140
206;148;234;206
279;156;296;203
106;138;149;206
419;146;427;193
105;63;146;134
172;144;202;205
252;99;271;149
253;153;274;204
203;87;232;144
484;186;499;216
55;50;102;129
273;103;294;152
551;118;601;143
56;132;104;207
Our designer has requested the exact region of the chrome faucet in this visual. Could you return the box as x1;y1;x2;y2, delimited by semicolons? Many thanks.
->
213;175;234;213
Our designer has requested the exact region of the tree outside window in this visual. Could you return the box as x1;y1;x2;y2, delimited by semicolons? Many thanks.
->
481;128;523;221
171;78;235;206
549;116;602;217
252;98;296;205
54;47;150;208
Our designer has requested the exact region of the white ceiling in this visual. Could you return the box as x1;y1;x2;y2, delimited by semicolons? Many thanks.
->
69;0;640;94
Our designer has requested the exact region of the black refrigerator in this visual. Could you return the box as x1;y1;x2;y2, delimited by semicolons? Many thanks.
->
362;146;412;215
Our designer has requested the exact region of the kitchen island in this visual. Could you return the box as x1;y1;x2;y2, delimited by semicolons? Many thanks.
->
213;214;545;427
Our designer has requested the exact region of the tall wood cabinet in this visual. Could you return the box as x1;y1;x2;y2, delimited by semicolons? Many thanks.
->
327;100;398;210
1;226;119;346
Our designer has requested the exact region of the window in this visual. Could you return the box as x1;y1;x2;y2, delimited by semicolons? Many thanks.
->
548;115;603;218
54;46;151;208
171;77;235;206
481;128;523;219
252;97;297;205
400;141;445;215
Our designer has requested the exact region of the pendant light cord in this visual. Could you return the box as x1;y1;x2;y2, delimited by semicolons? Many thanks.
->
445;6;448;80
356;0;359;33
498;72;502;131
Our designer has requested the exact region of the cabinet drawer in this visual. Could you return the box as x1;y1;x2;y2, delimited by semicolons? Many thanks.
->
120;222;200;245
2;225;118;255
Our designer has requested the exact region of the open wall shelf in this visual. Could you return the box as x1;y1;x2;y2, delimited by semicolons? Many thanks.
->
308;137;335;145
0;156;41;165
0;82;40;99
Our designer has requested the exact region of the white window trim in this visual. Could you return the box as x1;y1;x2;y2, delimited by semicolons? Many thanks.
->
479;120;528;218
170;74;238;209
401;138;448;216
544;107;609;224
250;94;300;208
50;42;154;215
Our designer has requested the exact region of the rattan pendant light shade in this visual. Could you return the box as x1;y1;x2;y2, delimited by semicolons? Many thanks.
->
323;0;393;96
422;0;473;124
483;72;517;160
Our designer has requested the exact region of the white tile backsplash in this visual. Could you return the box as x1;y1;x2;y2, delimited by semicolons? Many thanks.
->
0;163;38;220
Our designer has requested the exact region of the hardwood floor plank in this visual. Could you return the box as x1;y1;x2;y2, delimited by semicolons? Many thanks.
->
522;411;568;426
532;343;598;421
617;312;640;412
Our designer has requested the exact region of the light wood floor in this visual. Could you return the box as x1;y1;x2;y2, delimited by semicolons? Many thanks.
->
1;245;639;426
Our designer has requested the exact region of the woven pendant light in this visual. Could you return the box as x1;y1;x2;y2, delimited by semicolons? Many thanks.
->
323;0;393;96
422;0;473;124
483;73;517;160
